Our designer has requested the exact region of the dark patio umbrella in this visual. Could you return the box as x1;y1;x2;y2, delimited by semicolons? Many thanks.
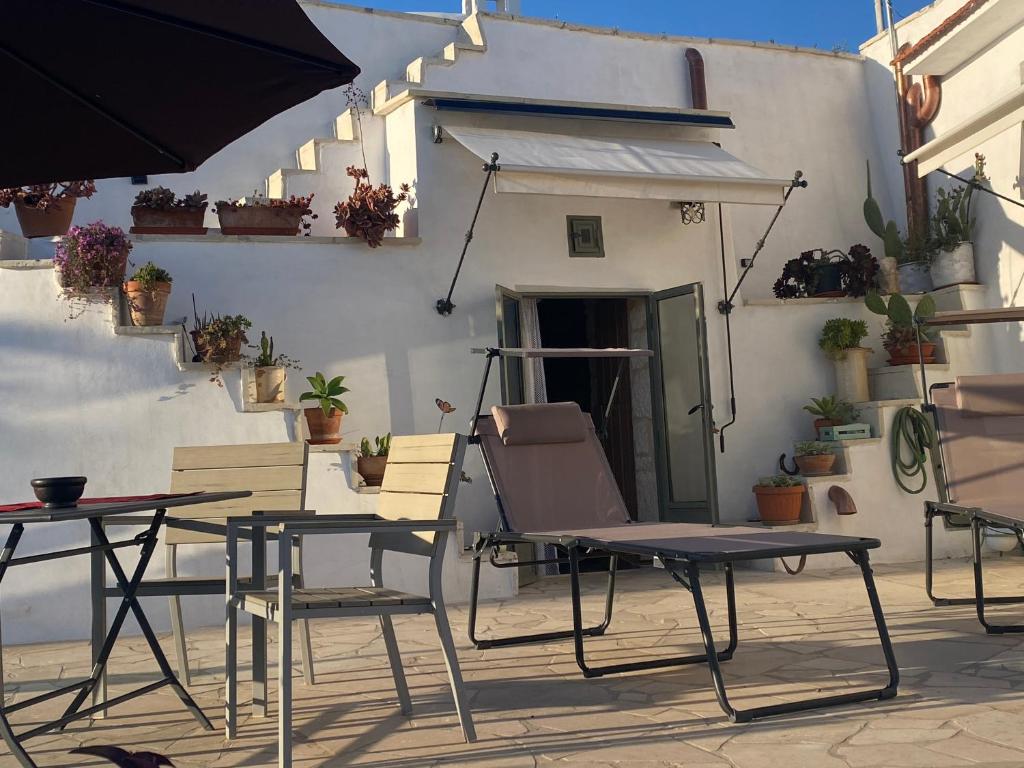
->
0;0;360;188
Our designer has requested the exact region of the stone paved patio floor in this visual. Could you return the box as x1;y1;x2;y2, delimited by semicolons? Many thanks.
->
5;557;1024;767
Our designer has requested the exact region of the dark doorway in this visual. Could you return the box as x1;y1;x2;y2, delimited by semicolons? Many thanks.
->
536;297;639;521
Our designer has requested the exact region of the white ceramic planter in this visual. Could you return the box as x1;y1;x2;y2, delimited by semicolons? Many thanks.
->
931;242;976;289
255;366;286;403
877;256;899;294
897;261;933;294
833;347;871;403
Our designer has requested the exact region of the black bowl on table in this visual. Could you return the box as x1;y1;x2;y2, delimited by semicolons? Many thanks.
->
30;477;87;508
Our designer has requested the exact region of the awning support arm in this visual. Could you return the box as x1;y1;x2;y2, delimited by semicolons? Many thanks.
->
715;171;807;453
930;166;1024;212
436;153;500;316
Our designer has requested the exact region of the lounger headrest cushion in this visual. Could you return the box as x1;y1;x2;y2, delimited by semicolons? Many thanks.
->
491;403;587;445
956;373;1024;417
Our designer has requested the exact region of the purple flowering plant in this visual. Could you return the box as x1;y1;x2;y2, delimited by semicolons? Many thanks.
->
54;221;133;293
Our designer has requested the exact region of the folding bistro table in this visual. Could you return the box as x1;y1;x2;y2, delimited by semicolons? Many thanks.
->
0;492;250;768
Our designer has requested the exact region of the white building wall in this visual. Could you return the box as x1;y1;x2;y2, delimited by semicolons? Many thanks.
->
0;6;979;643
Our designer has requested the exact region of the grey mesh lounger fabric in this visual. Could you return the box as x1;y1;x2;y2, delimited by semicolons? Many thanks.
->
925;375;1024;632
468;402;898;723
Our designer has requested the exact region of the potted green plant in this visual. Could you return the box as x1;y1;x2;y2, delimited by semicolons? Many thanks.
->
123;262;172;326
803;395;859;438
929;154;986;289
793;441;837;476
247;331;299;403
0;180;96;238
213;191;317;236
753;475;805;525
773;245;880;300
130;186;208;234
818;318;870;403
358;433;391;487
300;372;349;445
865;291;937;366
54;221;132;293
190;312;251;363
333;166;410;247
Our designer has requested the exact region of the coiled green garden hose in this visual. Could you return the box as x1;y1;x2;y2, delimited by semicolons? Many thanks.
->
891;406;936;494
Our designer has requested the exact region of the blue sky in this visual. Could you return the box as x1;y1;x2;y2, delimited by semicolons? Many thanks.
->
352;1;934;50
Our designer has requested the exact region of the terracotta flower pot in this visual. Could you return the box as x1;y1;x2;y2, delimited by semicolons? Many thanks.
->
123;280;171;326
216;206;304;236
357;455;388;487
14;198;76;238
885;341;936;366
794;453;836;476
254;366;286;403
753;485;805;525
130;205;207;235
304;407;343;445
190;330;245;363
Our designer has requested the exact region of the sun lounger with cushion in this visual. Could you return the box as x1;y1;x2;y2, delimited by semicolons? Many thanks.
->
465;349;899;722
925;374;1024;633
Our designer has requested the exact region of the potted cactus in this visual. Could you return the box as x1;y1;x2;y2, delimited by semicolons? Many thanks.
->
357;433;391;487
123;262;172;326
753;475;805;525
213;191;316;236
299;372;349;445
130;186;208;234
247;331;299;403
865;291;937;366
929;155;985;289
794;441;837;476
0;180;96;238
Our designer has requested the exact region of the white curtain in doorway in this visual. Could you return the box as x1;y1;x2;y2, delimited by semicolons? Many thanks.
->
519;297;548;404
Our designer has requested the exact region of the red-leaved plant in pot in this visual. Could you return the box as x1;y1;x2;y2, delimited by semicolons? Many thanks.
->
213;191;316;236
130;186;208;234
300;372;349;445
0;180;96;238
54;221;132;294
333;166;410;247
865;291;937;366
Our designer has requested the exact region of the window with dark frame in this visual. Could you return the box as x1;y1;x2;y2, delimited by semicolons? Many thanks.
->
566;215;605;258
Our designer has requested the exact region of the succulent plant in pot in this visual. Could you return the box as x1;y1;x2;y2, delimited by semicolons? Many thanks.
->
818;318;871;403
928;154;986;289
130;186;208;234
793;441;837;476
213;191;317;236
190;311;251;364
803;395;859;438
0;179;96;238
247;331;300;403
300;372;349;445
123;261;172;326
753;475;805;525
333;166;410;247
865;290;937;366
54;221;133;294
358;433;391;487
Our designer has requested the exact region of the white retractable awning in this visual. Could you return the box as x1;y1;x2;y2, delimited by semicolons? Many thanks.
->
444;125;788;205
903;83;1024;177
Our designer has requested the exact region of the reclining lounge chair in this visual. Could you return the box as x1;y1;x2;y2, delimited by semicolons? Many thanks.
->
466;359;898;722
925;374;1024;634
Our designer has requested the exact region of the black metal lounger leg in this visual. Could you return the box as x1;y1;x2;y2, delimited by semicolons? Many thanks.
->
567;550;737;678
468;548;617;649
685;553;898;723
971;518;1024;634
926;507;1024;609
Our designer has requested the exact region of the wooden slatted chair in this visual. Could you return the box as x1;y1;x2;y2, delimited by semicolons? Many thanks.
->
226;433;475;768
104;442;314;687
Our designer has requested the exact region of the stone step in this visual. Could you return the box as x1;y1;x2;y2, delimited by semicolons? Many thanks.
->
869;362;949;401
